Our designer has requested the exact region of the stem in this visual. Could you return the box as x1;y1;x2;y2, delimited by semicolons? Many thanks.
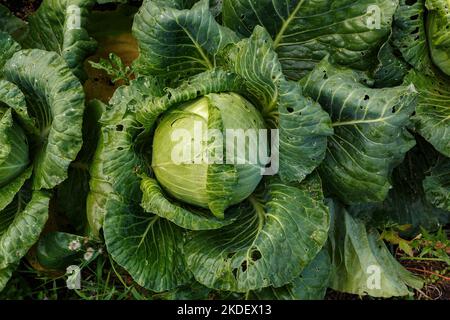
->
406;267;450;282
400;256;448;262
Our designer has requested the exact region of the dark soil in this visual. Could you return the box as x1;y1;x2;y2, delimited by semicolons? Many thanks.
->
1;0;42;19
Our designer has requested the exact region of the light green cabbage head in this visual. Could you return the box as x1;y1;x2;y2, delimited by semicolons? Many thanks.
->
152;93;266;211
426;0;450;75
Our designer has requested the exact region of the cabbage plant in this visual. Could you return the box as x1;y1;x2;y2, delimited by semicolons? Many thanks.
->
0;43;86;289
83;0;427;298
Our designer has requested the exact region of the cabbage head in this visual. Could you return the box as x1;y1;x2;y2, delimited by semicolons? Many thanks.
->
426;0;450;76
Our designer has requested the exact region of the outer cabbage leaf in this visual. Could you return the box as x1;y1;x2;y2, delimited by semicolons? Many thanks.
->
426;0;450;76
392;0;434;74
0;80;37;136
373;41;410;88
328;200;423;298
86;77;162;236
22;0;97;79
133;0;238;78
57;100;105;233
301;59;416;204
140;176;237;230
0;190;50;291
0;169;32;214
354;140;449;234
407;70;450;157
3;49;86;190
185;176;330;292
104;195;191;292
222;0;397;80
424;157;450;212
37;232;95;270
0;32;20;72
0;5;28;42
0;109;29;188
250;249;332;300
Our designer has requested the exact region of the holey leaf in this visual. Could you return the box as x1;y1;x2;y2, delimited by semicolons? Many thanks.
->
103;195;191;292
222;0;397;80
185;176;330;292
301;59;417;204
133;0;238;79
250;249;332;300
392;0;434;75
407;70;450;157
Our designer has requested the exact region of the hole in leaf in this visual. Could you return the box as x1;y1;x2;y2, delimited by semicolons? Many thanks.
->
287;107;294;113
232;268;238;279
392;106;397;113
364;95;370;101
241;260;247;272
251;250;262;262
117;147;124;151
116;125;124;131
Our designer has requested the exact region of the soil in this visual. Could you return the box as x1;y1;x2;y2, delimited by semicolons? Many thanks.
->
1;0;42;20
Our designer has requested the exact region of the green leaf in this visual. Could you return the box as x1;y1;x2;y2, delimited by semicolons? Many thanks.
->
222;0;397;80
205;101;239;218
0;190;50;270
278;80;333;182
137;69;243;130
0;79;38;136
392;0;434;74
356;139;449;234
301;59;417;204
250;249;332;300
22;0;97;79
0;32;20;72
104;196;191;292
87;78;161;236
153;281;212;300
373;41;410;88
37;232;88;270
140;176;237;230
57;100;105;233
86;131;112;238
407;70;450;157
185;177;330;292
89;53;133;85
0;108;29;188
424;157;450;212
0;264;17;292
3;49;86;190
328;200;423;298
0;5;28;42
0;168;32;215
133;0;238;78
